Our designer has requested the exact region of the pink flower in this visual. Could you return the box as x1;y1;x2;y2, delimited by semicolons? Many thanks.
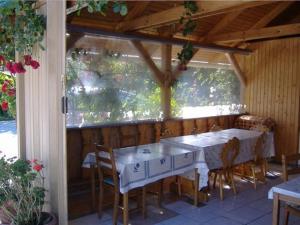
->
31;159;38;163
0;55;5;64
24;55;32;66
12;62;26;74
8;88;16;97
30;60;40;69
1;101;8;111
33;164;43;172
1;83;8;93
6;62;16;74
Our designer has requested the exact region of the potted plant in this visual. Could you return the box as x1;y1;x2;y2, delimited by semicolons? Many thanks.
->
0;152;57;225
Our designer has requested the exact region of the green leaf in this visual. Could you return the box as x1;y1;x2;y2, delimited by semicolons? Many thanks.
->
112;2;121;13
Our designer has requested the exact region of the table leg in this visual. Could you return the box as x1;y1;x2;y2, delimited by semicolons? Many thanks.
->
194;169;199;206
123;192;129;225
91;165;96;210
272;193;280;225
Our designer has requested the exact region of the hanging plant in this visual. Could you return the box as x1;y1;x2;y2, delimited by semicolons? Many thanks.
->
0;0;46;113
76;0;128;16
177;1;199;70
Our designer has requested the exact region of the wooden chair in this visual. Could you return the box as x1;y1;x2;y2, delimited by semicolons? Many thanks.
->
282;154;300;225
95;144;146;225
211;137;240;200
250;132;268;189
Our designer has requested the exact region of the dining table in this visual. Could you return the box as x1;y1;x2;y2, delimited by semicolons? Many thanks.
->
161;128;275;188
268;176;300;225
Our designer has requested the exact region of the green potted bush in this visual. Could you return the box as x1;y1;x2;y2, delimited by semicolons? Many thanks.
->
0;153;57;225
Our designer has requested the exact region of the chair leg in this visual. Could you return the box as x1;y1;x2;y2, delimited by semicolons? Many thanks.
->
219;173;224;201
142;186;147;218
213;173;217;189
177;176;182;197
98;182;103;218
251;165;257;190
113;191;120;225
284;207;290;225
230;172;237;195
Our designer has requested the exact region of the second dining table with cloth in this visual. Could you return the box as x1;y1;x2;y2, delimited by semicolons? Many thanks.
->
160;128;275;188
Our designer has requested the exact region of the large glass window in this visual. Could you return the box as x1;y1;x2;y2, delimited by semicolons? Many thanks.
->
172;67;243;118
66;36;162;127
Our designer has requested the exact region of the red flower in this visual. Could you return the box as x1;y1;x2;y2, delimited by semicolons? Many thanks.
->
30;60;40;69
0;55;5;64
8;88;16;97
1;83;8;93
12;62;26;74
24;55;32;66
6;62;16;74
33;164;43;172
1;101;8;111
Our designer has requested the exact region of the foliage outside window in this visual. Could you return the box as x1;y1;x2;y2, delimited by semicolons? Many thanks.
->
172;67;245;118
66;39;162;127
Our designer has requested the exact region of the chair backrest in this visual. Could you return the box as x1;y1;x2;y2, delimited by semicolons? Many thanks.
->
282;153;300;181
95;144;119;187
209;124;222;132
220;137;240;169
253;132;267;163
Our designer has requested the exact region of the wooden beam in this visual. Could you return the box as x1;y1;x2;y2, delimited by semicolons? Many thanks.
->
118;2;150;25
117;1;274;31
131;41;164;87
225;53;246;87
209;23;300;43
67;25;252;55
161;44;172;119
250;1;293;29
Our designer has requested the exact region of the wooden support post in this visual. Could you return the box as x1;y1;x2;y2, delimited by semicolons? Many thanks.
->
225;53;246;87
161;44;172;119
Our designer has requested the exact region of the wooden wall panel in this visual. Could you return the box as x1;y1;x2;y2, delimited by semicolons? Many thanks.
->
242;37;300;158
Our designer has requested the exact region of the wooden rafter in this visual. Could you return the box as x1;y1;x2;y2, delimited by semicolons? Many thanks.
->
209;23;300;43
117;1;274;32
209;1;293;63
67;24;252;55
131;41;164;87
116;2;150;30
225;53;246;87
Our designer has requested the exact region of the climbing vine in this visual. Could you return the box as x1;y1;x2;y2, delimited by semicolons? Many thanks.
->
177;1;199;69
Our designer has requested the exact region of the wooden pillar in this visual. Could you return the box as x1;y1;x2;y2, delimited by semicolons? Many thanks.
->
161;44;172;119
17;1;68;224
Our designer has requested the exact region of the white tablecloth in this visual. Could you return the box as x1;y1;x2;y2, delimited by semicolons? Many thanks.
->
161;128;275;188
268;176;300;200
83;143;197;193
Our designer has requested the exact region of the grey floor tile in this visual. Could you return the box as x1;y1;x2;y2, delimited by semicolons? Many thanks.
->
202;216;243;225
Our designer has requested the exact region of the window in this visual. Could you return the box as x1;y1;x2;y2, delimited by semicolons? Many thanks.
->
66;36;162;127
171;67;243;118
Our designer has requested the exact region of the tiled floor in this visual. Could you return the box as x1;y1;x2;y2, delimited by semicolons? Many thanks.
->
69;165;300;225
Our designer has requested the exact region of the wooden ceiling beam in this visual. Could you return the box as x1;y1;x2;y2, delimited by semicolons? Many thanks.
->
225;53;246;87
209;23;300;43
118;2;150;24
117;1;274;32
67;24;252;55
131;41;164;87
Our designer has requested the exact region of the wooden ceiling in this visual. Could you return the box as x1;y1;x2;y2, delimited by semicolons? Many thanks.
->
66;1;300;64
